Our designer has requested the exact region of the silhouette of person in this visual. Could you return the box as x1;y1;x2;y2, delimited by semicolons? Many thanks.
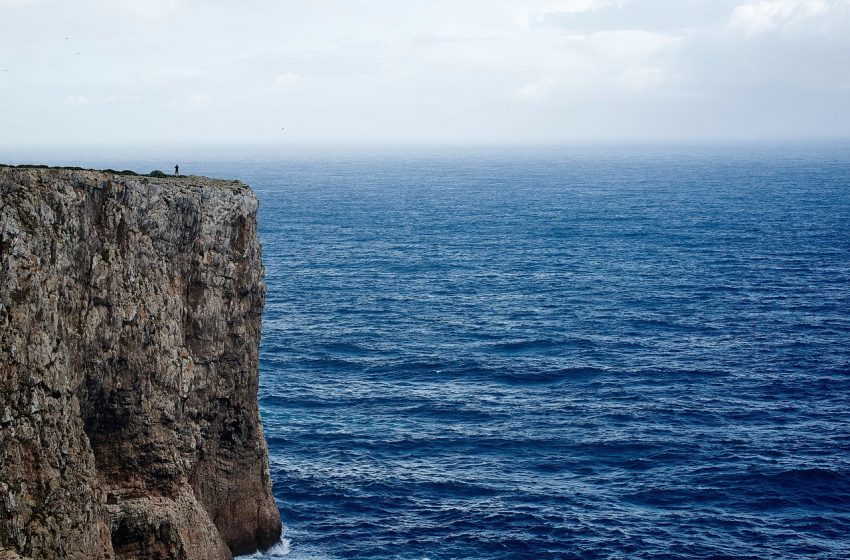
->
175;164;179;176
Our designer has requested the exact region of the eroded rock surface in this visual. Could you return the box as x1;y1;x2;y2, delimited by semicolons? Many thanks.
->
0;167;282;559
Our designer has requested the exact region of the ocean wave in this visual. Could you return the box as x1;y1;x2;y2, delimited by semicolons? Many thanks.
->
236;537;291;559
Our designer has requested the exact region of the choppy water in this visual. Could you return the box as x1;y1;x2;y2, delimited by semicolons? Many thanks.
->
18;144;850;559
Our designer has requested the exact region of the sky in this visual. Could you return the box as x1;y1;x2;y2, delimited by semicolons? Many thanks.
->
0;0;849;147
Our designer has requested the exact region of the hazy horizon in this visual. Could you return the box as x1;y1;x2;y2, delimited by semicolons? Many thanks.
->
2;0;850;147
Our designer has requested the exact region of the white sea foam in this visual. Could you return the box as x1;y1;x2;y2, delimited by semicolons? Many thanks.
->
236;534;337;560
236;537;290;559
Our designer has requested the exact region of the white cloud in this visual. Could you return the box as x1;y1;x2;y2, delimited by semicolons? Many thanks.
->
728;0;833;35
270;71;304;93
0;0;43;5
149;66;205;80
167;92;213;112
516;77;560;101
616;65;666;91
65;94;87;106
101;95;143;103
522;0;616;27
97;0;183;23
585;29;681;59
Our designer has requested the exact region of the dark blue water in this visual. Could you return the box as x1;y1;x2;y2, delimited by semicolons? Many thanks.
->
14;144;850;559
242;145;850;560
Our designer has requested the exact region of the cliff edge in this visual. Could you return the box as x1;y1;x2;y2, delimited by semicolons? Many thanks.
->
0;167;282;559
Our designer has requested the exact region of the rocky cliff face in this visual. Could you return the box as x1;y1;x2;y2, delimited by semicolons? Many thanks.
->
0;167;282;559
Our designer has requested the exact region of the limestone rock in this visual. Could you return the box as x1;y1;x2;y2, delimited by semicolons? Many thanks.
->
0;167;282;559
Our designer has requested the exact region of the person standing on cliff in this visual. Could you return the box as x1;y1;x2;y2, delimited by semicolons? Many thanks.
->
175;164;179;176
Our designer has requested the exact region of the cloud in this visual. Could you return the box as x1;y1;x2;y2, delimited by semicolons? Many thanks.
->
65;94;87;106
167;92;213;112
0;0;43;6
523;0;617;26
516;77;560;101
97;0;183;22
584;29;681;59
101;95;143;103
728;0;833;35
150;66;205;80
65;93;143;105
270;71;304;93
615;65;666;91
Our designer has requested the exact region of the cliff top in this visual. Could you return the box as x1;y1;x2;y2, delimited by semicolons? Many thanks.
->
0;163;250;195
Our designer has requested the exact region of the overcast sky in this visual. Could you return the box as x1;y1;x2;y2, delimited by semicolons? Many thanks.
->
1;0;849;147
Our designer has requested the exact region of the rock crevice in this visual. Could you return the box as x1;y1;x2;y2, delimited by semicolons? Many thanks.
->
0;168;282;559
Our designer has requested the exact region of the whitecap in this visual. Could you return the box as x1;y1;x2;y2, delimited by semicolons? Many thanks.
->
236;537;290;559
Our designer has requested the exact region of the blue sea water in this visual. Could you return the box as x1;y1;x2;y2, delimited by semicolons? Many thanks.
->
244;144;850;560
14;143;850;559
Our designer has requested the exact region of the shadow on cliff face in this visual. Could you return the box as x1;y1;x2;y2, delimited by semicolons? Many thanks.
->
110;516;186;559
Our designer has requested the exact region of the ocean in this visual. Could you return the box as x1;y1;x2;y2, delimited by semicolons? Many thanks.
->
17;143;850;559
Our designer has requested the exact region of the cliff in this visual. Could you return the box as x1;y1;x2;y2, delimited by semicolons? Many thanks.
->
0;167;282;559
